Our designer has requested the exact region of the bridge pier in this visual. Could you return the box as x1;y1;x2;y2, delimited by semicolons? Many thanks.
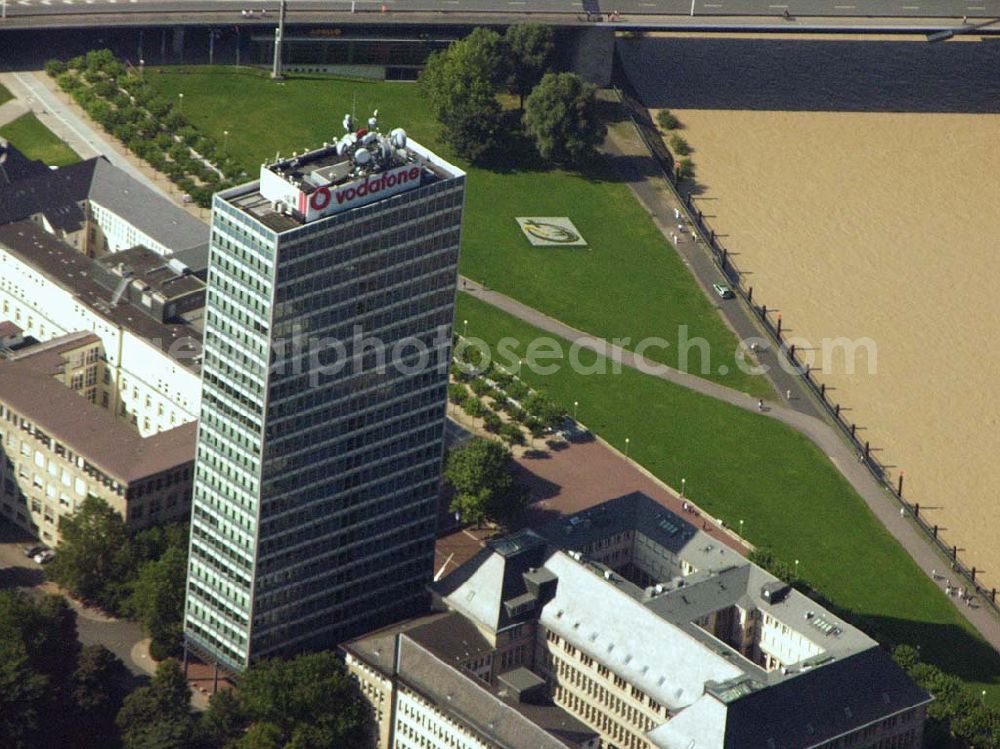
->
172;27;185;63
567;26;614;87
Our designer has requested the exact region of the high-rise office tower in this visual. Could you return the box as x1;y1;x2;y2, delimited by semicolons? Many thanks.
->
184;116;465;673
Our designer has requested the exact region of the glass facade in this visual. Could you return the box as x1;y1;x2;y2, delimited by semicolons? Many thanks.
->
185;168;465;672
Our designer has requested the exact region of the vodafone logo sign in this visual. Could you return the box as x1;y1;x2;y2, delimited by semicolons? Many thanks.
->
306;164;422;220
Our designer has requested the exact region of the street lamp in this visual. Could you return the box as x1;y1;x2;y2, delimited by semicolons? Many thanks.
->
624;437;630;457
177;92;184;112
795;559;800;577
573;400;579;422
739;519;744;537
680;478;686;497
463;319;468;338
139;59;144;79
223;129;230;154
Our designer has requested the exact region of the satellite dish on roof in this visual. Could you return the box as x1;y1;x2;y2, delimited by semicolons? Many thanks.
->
354;148;372;165
343;114;354;133
389;128;407;149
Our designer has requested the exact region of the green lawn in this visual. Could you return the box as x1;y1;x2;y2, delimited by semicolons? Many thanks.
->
456;291;1000;702
0;83;12;107
145;66;769;397
0;112;80;168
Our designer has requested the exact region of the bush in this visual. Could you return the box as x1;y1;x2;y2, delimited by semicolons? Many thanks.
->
500;423;526;447
676;158;696;181
45;59;68;77
55;72;81;93
669;134;691;156
448;383;468;405
657;109;681;131
483;411;503;433
470;378;492;397
68;55;86;71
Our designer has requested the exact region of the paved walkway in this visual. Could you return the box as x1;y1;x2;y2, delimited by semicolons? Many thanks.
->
455;123;1000;650
0;98;28;128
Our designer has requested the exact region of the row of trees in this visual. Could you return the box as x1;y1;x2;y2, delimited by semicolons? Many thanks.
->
46;50;241;207
0;591;130;749
46;496;189;659
893;646;1000;748
656;108;695;181
116;652;370;749
421;26;605;164
752;548;1000;748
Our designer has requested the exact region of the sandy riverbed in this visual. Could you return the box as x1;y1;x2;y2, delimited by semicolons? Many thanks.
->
666;106;1000;587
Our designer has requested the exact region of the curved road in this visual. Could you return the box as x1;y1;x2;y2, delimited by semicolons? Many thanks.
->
0;0;996;22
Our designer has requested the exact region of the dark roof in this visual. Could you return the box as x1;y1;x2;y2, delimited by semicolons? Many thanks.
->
720;648;932;749
0;220;202;369
0;334;196;483
0;157;94;230
0;140;51;185
535;491;699;557
0;156;207;252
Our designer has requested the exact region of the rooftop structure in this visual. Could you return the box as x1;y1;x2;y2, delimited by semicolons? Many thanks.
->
346;492;929;749
232;112;454;232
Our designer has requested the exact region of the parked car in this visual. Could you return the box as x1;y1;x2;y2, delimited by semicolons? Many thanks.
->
33;550;55;564
23;544;45;558
712;282;735;299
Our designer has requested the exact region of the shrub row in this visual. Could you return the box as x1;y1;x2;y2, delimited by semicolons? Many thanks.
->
47;50;245;208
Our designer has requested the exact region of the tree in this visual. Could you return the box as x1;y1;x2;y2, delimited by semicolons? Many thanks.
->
194;689;247;749
238;652;371;748
126;545;187;659
447;383;468;405
444;438;529;527
669;134;691;156
462;396;488;423
0;591;81;748
522;72;606;164
505;24;555;108
420;30;507;162
67;645;129;749
117;660;193;749
657;109;680;131
47;496;132;610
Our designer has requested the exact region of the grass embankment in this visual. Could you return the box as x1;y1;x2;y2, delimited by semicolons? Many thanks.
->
143;66;768;397
0;83;13;107
456;292;1000;703
0;112;80;167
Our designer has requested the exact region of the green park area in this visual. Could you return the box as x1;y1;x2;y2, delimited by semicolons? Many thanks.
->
0;112;80;167
0;82;12;106
143;66;768;397
456;291;1000;702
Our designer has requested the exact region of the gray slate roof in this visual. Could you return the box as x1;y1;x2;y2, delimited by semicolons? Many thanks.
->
0;156;207;253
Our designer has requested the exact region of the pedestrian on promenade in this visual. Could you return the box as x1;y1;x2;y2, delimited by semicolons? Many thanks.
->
786;389;792;400
757;399;764;412
674;208;680;220
677;223;684;232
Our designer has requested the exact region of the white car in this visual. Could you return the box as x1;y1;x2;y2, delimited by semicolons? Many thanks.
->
33;550;55;564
